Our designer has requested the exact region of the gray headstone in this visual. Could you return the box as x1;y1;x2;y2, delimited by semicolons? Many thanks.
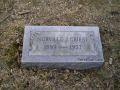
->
21;26;104;69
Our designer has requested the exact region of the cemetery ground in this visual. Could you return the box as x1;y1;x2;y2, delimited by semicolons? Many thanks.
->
0;0;120;90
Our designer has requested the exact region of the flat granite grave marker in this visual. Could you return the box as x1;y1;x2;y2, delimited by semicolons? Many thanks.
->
21;26;104;69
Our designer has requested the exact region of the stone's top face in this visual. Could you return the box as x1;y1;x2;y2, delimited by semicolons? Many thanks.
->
22;26;104;63
29;31;97;56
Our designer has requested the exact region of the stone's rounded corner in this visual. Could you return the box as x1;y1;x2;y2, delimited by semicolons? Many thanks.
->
93;26;99;31
102;58;105;62
21;59;24;64
101;60;104;65
25;26;33;31
95;26;99;30
96;61;104;69
100;57;104;63
21;57;27;64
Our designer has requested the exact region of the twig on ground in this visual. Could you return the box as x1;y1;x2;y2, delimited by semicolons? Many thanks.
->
18;10;31;15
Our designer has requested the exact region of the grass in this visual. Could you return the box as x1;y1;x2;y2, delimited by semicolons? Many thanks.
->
0;0;120;90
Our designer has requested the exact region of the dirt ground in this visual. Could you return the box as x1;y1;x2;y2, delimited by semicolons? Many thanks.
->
0;0;120;90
